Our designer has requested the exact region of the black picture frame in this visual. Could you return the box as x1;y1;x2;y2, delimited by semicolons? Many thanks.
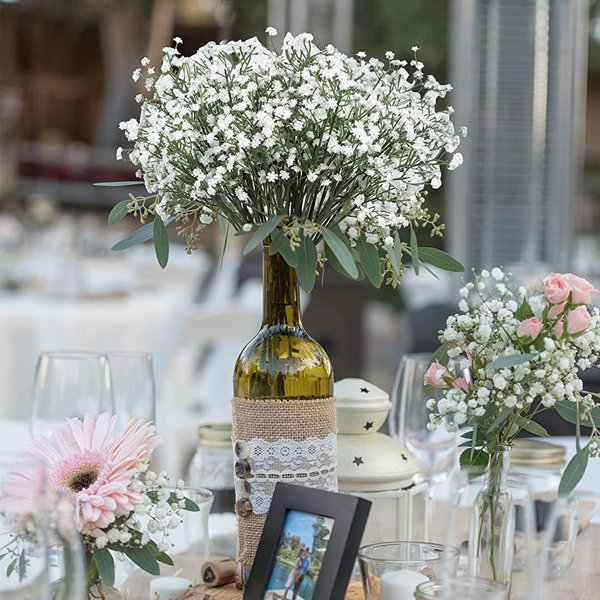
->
244;482;371;600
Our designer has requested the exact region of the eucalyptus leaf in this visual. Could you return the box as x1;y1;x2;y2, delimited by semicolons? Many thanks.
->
355;234;381;288
275;231;299;268
183;497;200;512
153;217;169;268
386;244;400;278
486;354;535;370
108;200;130;226
489;406;513;433
17;551;26;582
154;553;174;566
295;235;318;293
325;244;357;278
410;227;419;275
514;416;550;438
418;247;464;272
125;546;160;576
243;216;283;255
459;448;489;478
418;261;440;280
269;228;287;256
219;221;229;266
111;222;154;251
320;227;359;278
93;547;115;587
555;400;600;428
93;181;145;187
558;444;589;497
428;343;450;368
393;232;404;268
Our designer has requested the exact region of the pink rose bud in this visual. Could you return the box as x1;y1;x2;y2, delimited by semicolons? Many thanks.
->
552;319;564;339
563;273;598;305
452;377;469;392
566;306;591;334
548;303;565;319
423;361;450;389
543;273;571;304
517;317;543;341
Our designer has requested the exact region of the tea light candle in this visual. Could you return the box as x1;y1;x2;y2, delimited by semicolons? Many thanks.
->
149;576;193;600
380;569;429;600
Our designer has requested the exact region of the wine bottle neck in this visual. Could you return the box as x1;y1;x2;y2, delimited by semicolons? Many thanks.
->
262;242;302;328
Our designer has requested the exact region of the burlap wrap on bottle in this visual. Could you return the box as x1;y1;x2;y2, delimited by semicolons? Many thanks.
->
231;395;337;565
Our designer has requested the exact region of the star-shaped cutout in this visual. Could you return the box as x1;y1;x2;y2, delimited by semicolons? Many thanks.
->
360;387;370;394
353;456;364;466
364;421;374;431
401;453;408;461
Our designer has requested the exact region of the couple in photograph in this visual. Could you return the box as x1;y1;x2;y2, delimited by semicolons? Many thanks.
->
283;547;311;600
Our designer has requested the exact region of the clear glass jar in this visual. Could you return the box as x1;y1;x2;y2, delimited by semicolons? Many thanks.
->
188;423;235;514
509;439;577;578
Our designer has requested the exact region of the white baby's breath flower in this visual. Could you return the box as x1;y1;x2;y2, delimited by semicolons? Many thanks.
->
265;27;278;36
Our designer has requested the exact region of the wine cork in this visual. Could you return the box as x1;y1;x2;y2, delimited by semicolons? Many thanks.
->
201;557;237;588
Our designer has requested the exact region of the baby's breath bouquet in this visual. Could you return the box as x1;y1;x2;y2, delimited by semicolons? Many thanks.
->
104;29;465;290
426;268;600;583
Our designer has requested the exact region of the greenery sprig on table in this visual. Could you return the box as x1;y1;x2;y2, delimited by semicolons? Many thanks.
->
425;269;600;495
98;30;465;290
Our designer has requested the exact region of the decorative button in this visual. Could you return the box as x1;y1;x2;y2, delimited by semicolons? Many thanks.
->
235;498;253;518
235;459;251;479
234;440;249;459
235;479;251;497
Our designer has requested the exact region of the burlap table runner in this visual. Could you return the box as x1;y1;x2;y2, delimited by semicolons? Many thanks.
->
231;395;337;566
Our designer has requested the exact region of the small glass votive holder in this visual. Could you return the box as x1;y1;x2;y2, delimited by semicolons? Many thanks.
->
167;487;214;558
357;542;460;600
415;577;508;600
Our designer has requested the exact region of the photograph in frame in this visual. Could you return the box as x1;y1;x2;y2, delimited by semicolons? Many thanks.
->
245;482;371;600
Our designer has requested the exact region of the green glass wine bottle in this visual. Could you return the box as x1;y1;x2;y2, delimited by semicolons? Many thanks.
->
232;239;336;580
234;241;333;399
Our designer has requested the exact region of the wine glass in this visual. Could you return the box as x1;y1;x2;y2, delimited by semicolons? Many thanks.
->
106;351;156;428
31;351;113;437
391;353;465;487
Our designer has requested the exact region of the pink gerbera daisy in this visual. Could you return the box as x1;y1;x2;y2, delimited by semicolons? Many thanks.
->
1;414;161;533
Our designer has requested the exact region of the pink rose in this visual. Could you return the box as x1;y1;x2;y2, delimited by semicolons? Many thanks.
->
552;319;564;339
517;317;543;341
452;377;469;392
423;361;450;389
548;303;565;319
543;273;571;304
563;273;598;305
566;306;591;334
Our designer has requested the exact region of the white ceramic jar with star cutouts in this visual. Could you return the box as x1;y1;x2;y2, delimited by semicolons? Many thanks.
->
335;378;428;544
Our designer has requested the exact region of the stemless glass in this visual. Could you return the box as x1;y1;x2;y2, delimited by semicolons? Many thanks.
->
358;542;460;600
106;351;156;428
31;351;113;437
390;354;465;486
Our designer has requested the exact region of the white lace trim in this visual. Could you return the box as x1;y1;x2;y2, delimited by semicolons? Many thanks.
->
234;433;338;515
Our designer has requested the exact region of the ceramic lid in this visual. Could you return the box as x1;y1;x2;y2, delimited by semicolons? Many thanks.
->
335;378;390;408
335;378;392;434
